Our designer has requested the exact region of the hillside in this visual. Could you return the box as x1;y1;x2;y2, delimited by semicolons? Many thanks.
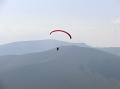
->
99;47;120;56
0;46;120;89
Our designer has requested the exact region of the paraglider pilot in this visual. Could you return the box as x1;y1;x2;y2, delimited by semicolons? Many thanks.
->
57;47;59;51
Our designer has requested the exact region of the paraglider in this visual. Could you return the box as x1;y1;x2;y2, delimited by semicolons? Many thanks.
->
50;30;72;51
50;30;72;39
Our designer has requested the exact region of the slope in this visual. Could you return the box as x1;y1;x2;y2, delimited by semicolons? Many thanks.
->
0;46;120;89
99;47;120;56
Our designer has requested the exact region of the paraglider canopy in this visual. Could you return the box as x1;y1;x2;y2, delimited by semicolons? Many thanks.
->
50;30;72;39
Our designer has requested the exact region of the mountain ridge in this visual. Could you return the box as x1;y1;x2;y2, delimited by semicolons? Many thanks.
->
0;39;120;56
0;39;89;56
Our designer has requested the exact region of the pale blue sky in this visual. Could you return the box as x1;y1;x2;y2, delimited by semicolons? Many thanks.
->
0;0;120;47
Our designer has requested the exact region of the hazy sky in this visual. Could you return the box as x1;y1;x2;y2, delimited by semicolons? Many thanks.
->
0;0;120;47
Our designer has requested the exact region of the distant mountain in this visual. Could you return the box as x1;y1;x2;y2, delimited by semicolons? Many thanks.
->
99;47;120;56
0;46;120;89
0;39;89;56
0;39;120;57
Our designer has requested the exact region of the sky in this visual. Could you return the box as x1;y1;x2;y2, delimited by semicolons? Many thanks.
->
0;0;120;47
